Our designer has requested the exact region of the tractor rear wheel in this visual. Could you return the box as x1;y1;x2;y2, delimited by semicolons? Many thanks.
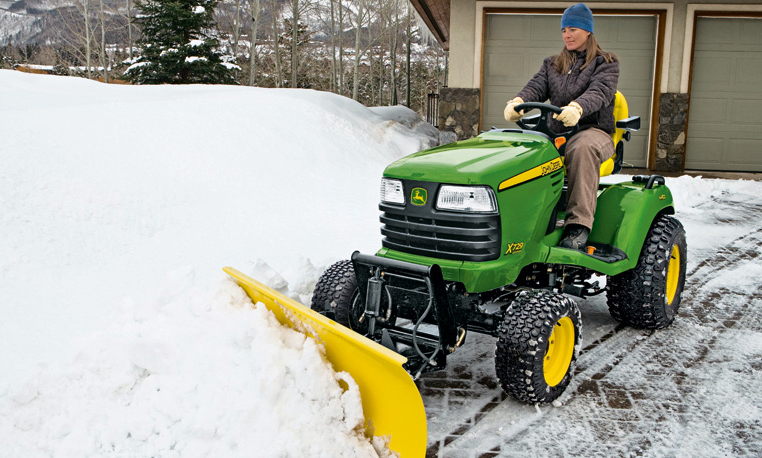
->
495;290;582;404
606;215;687;329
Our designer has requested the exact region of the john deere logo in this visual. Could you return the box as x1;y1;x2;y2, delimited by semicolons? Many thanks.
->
411;188;427;206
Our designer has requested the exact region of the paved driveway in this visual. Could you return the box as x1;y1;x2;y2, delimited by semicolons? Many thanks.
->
421;182;762;457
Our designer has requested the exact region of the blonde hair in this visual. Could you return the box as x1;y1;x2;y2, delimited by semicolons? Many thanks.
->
552;34;617;74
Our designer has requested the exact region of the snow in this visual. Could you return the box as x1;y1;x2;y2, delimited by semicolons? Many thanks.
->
0;70;435;457
1;277;391;458
2;69;762;457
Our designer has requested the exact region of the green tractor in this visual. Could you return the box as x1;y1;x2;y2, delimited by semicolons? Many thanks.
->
311;94;687;404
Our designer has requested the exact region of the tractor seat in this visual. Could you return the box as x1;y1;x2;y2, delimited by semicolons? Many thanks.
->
599;91;641;176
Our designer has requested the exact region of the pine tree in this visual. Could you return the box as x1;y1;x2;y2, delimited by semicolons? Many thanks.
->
126;0;237;84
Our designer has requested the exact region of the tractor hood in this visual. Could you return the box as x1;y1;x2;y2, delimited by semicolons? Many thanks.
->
383;131;560;188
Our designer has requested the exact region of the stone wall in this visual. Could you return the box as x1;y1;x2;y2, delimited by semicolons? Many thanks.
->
654;93;689;172
438;87;480;141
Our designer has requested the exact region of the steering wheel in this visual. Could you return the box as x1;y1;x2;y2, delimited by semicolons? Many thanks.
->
514;102;579;154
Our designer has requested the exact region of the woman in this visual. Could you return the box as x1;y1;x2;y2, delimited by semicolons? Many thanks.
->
504;3;619;250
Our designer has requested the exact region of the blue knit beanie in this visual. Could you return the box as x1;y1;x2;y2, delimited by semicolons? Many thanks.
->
561;3;594;34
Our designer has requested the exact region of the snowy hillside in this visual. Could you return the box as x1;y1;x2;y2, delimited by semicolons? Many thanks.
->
0;70;436;457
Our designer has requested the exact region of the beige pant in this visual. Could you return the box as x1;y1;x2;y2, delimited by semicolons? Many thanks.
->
564;128;615;230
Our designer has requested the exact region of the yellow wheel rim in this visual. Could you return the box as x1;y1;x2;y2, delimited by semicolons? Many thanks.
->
666;244;680;305
544;316;575;387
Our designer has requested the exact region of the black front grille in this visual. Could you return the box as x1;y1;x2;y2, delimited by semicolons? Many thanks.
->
380;203;501;262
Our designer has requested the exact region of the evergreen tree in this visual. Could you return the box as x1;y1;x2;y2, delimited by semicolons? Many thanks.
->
279;18;313;88
126;0;237;84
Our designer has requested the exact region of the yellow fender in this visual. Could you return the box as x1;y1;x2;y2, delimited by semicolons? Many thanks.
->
224;267;427;457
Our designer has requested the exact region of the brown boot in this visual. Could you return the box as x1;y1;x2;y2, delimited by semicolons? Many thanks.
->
560;224;590;250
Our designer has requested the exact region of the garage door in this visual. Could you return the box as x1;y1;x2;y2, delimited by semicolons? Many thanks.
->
482;13;657;168
685;17;762;172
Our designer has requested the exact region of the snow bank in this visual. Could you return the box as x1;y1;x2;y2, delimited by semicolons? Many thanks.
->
369;105;441;149
0;70;440;457
0;273;393;457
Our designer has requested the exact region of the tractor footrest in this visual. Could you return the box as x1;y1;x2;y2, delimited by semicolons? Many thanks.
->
584;242;628;263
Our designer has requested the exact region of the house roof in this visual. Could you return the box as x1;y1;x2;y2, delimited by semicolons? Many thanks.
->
410;0;450;50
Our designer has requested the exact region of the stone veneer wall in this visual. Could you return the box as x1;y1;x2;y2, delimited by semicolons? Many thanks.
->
438;88;480;141
654;93;689;172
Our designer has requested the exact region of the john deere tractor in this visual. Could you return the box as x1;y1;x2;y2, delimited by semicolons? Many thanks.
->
310;93;687;404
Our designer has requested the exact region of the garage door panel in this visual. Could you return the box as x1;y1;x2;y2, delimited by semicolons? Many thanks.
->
613;17;656;43
692;56;733;86
686;17;762;171
731;99;758;123
685;138;724;166
529;16;559;32
736;58;762;85
728;139;761;165
484;91;511;121
689;98;727;123
487;15;527;41
621;137;647;166
484;53;525;80
621;56;656;82
740;20;762;43
696;19;735;45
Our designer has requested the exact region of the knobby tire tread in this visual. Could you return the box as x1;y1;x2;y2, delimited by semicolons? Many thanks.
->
495;290;582;404
310;260;357;328
606;214;687;329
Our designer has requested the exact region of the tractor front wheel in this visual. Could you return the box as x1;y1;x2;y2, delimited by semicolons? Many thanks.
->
310;260;368;334
606;215;687;329
495;290;582;404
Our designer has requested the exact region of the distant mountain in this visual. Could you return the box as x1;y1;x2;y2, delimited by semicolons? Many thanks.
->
0;1;45;45
0;0;124;46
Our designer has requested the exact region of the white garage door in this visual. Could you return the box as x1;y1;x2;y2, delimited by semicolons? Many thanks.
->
685;17;762;172
482;13;657;167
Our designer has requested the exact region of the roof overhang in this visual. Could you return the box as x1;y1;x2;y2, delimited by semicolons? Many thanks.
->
410;0;450;50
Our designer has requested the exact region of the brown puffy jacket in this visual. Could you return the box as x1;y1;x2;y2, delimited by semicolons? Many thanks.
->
517;50;619;134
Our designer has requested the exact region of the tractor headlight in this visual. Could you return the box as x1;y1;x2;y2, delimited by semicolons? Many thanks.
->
380;178;405;205
436;185;497;213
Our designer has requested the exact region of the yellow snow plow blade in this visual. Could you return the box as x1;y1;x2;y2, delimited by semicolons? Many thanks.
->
224;267;427;457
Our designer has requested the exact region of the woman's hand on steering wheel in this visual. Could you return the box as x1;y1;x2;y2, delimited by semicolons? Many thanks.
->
513;102;579;154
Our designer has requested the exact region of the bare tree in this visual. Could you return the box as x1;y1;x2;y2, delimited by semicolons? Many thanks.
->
405;0;411;107
248;0;261;85
269;0;283;87
125;0;134;59
351;0;364;100
328;0;337;92
390;0;399;104
286;0;315;88
290;0;298;88
98;0;108;82
338;0;344;95
57;0;100;78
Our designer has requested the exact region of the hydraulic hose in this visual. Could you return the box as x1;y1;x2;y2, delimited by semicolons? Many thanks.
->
412;277;441;379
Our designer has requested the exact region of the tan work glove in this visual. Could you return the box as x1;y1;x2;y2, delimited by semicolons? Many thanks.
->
504;97;525;122
554;101;583;127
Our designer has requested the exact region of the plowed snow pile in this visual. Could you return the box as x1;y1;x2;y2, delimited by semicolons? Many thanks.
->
0;70;438;457
1;277;392;457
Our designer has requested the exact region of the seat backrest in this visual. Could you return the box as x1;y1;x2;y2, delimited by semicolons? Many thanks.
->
599;91;628;177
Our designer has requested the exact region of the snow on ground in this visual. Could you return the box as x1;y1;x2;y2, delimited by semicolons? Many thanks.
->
2;70;762;457
0;70;435;457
